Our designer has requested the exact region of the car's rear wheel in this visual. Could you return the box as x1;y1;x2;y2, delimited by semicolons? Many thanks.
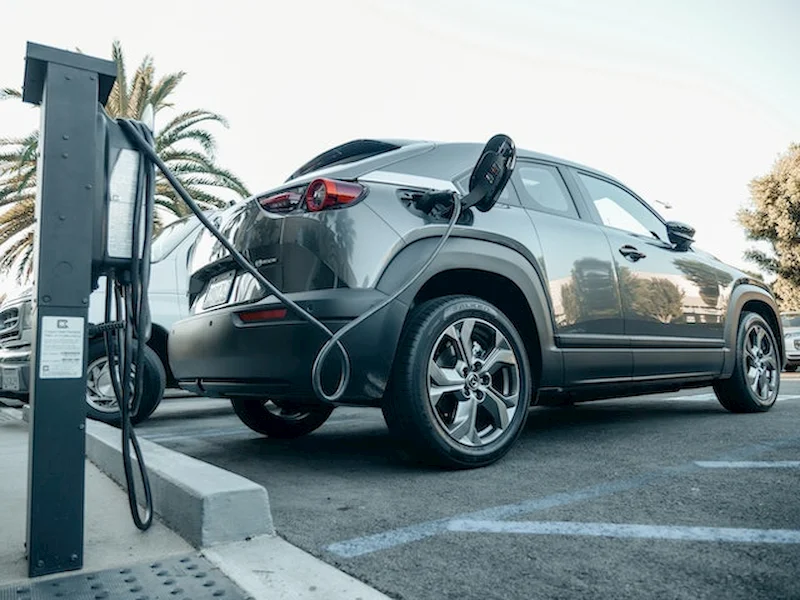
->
85;339;166;425
713;311;780;413
383;295;532;468
230;398;334;438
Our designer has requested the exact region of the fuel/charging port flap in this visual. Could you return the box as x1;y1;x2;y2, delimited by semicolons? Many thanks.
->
469;134;516;212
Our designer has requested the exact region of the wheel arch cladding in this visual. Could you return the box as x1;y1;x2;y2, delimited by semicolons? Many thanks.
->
375;236;560;389
722;283;785;377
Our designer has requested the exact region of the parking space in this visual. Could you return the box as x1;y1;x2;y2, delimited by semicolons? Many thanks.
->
96;378;800;598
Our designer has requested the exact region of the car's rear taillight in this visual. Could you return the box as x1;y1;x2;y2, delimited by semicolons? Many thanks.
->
258;189;303;213
305;179;366;212
257;179;366;214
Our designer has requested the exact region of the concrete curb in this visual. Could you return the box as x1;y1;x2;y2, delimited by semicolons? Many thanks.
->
85;420;274;547
204;535;392;600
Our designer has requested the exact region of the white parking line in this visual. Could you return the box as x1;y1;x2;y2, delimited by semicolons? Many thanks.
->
695;461;800;469
666;393;717;401
665;394;800;402
326;434;800;558
447;520;800;544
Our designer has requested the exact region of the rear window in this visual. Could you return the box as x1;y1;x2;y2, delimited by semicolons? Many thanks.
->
516;164;577;217
287;140;401;181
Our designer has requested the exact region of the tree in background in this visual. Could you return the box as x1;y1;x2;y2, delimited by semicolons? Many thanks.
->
0;41;250;282
738;143;800;310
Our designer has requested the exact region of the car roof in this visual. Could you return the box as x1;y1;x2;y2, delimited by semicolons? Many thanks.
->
288;138;620;187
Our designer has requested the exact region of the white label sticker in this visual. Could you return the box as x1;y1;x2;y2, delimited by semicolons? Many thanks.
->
107;148;140;259
39;316;85;379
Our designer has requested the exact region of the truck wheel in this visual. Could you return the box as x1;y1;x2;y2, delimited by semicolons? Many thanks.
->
85;339;166;425
713;311;780;413
230;398;334;438
383;295;532;468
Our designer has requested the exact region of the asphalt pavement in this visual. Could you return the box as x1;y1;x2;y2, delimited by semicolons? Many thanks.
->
138;377;800;600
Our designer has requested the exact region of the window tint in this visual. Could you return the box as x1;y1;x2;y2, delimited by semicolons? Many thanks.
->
578;173;666;240
516;164;576;217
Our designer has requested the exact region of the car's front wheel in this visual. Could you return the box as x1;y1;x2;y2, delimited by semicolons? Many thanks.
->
230;398;334;438
713;311;780;413
784;365;797;372
383;295;532;468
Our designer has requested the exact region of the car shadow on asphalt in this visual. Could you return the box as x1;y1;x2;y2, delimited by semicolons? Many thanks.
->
525;400;726;429
181;399;730;475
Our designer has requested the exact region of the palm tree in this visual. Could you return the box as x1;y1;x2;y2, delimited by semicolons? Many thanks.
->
0;41;250;281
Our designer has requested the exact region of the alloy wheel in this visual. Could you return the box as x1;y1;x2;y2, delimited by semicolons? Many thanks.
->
743;322;779;405
262;400;312;421
85;356;134;413
427;317;521;447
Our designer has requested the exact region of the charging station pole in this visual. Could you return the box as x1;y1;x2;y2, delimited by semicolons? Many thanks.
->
22;43;116;578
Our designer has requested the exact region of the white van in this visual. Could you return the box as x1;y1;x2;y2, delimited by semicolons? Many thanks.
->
0;214;206;424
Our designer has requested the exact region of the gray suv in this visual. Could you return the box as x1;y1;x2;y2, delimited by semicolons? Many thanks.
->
168;139;784;467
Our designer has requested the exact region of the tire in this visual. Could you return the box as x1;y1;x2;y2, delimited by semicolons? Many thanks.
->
382;295;532;468
85;338;166;425
713;311;780;413
784;365;797;372
231;398;334;438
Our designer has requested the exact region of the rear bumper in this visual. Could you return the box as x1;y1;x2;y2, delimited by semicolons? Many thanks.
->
0;346;32;396
168;289;408;405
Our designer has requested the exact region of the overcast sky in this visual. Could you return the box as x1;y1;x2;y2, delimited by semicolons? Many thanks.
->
1;0;799;285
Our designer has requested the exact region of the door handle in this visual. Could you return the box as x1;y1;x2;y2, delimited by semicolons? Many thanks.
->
619;245;646;262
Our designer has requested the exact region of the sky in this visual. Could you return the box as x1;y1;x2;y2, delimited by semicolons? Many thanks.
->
1;0;799;291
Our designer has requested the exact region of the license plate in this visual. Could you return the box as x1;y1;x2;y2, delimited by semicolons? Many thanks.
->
203;270;235;309
2;367;20;392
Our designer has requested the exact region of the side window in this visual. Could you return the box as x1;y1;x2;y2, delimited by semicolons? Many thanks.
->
578;173;667;241
516;164;577;218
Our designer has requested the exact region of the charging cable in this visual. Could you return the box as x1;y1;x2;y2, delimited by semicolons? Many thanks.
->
103;119;156;530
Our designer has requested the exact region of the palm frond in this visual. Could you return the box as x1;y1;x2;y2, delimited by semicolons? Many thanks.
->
108;40;128;117
149;72;186;112
127;55;154;119
156;110;229;146
0;88;22;100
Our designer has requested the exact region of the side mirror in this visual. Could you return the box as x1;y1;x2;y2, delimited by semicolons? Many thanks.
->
666;221;695;250
467;134;516;212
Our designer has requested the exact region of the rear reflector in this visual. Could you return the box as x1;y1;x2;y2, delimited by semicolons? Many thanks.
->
305;178;365;211
238;308;288;323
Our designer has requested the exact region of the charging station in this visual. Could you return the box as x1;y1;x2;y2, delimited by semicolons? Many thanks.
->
22;43;117;578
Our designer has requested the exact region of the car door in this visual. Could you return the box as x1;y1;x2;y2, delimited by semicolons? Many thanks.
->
571;170;726;379
513;160;630;385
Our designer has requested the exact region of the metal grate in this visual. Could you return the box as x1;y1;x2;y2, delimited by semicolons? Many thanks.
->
0;554;250;600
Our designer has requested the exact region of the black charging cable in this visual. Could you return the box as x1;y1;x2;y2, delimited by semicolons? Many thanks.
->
118;120;478;406
103;119;156;531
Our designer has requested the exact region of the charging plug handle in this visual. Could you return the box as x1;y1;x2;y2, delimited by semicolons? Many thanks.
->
414;190;456;214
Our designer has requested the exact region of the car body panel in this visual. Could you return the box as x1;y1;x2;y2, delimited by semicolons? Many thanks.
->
782;312;800;366
166;140;783;406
